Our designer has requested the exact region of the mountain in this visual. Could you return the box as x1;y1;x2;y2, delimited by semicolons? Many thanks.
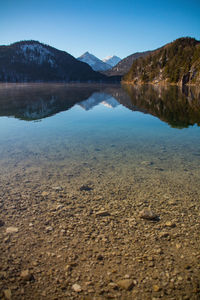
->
77;52;112;71
104;51;152;76
102;55;121;67
0;40;109;83
78;92;119;110
123;37;200;85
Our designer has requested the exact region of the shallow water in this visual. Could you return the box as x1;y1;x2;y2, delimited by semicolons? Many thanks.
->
0;83;200;187
0;83;200;299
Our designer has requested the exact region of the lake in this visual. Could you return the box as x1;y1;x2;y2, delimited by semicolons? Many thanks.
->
0;83;200;299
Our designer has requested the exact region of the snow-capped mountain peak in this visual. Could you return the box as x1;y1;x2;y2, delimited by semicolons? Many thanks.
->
77;52;112;72
102;55;121;67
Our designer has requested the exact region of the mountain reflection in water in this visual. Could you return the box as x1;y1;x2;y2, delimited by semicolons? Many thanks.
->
0;83;200;128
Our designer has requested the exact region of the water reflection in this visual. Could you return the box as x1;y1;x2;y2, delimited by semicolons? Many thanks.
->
122;84;200;128
0;83;200;127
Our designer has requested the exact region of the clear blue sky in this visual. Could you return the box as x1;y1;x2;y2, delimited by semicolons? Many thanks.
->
1;0;200;59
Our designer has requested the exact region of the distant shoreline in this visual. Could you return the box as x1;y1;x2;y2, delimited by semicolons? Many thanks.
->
121;81;199;87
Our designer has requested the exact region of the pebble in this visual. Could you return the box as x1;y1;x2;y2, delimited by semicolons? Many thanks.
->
155;248;163;254
20;270;34;281
117;279;134;291
41;191;49;197
165;221;176;228
97;254;104;261
3;289;12;300
96;210;111;217
46;226;53;232
0;219;5;226
80;184;92;191
153;285;160;292
108;282;118;290
52;186;63;191
139;209;159;221
0;271;6;279
72;283;82;292
6;227;19;233
141;161;153;166
159;232;169;238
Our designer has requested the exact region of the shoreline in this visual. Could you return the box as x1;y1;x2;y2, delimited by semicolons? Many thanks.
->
121;80;199;87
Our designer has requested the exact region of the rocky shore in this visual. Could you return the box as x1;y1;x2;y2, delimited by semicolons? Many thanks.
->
0;153;200;300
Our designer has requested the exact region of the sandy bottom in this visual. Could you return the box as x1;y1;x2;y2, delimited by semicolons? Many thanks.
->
0;127;200;300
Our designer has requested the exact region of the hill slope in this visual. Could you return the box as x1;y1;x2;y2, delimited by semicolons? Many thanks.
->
77;52;111;71
0;41;108;82
123;37;200;85
104;51;152;76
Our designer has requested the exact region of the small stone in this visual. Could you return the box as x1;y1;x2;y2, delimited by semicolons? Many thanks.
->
139;209;159;221
147;256;154;261
0;219;5;227
46;226;53;232
6;227;19;234
153;285;160;292
117;279;134;291
165;221;176;228
155;248;163;254
80;184;92;191
176;243;181;249
108;282;118;290
0;271;6;279
96;210;111;217
141;161;153;166
178;276;183;281
20;270;34;281
52;186;63;191
159;232;169;238
4;289;12;300
97;254;104;261
41;191;49;197
72;283;82;292
85;281;93;286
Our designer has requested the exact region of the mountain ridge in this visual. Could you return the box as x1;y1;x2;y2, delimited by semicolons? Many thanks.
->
123;37;200;85
0;40;110;83
104;50;153;76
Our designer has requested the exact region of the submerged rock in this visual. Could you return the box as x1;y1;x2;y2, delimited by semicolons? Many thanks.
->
3;289;12;300
72;283;82;292
20;269;34;281
0;219;5;227
96;210;111;217
80;184;93;191
165;221;176;228
52;186;63;191
139;209;159;221
6;227;19;233
117;279;134;291
141;161;153;166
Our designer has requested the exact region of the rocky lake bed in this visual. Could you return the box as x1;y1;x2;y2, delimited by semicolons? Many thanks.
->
0;151;200;300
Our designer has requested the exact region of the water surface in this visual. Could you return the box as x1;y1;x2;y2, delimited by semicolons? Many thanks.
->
0;83;199;187
0;83;200;299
